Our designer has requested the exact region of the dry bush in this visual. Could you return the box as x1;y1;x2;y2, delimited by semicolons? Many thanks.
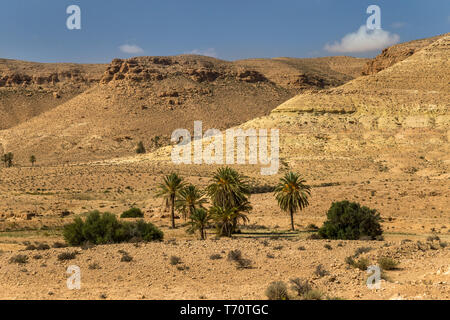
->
378;257;399;270
57;252;77;261
170;256;182;265
290;278;312;296
9;254;28;264
265;281;289;300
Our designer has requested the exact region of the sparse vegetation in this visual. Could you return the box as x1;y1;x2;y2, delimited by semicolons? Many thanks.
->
427;235;440;242
57;252;77;261
318;201;383;240
120;252;133;262
36;243;50;250
265;281;289;300
303;289;323;300
9;254;28;264
227;250;252;269
170;256;182;265
378;257;399;270
120;207;144;218
354;246;372;257
314;264;329;277
289;278;312;296
89;263;101;270
53;242;68;248
345;256;370;271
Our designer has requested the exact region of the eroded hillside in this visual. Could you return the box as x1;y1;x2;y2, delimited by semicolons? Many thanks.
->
0;55;368;164
0;59;106;129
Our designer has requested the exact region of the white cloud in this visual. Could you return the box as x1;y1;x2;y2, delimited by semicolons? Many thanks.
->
119;44;144;55
186;48;218;58
324;25;400;53
391;22;406;29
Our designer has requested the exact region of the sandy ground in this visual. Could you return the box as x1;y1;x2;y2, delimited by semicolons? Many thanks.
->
0;163;448;300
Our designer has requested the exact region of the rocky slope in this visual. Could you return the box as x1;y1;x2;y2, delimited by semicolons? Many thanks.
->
130;34;449;184
0;59;106;129
361;34;447;75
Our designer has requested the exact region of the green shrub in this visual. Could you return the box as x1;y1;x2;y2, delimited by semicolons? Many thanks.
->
318;201;382;240
63;211;163;246
265;281;289;300
120;208;144;218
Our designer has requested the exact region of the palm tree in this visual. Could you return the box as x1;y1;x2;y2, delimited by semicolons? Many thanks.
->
274;172;311;231
2;152;13;168
1;154;8;168
176;185;207;221
30;155;36;167
206;167;252;235
156;173;184;228
210;205;249;237
187;208;211;240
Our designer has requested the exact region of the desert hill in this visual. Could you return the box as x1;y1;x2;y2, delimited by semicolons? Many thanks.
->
361;34;447;75
0;55;368;164
242;34;450;181
0;59;106;130
122;34;449;185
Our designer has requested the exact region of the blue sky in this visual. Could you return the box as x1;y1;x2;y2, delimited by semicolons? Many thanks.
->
0;0;448;63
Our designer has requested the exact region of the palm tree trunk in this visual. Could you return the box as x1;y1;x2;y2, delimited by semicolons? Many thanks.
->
290;208;295;231
200;226;205;240
171;194;175;228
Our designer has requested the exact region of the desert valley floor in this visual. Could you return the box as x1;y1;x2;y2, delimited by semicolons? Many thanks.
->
0;34;449;300
0;161;448;300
